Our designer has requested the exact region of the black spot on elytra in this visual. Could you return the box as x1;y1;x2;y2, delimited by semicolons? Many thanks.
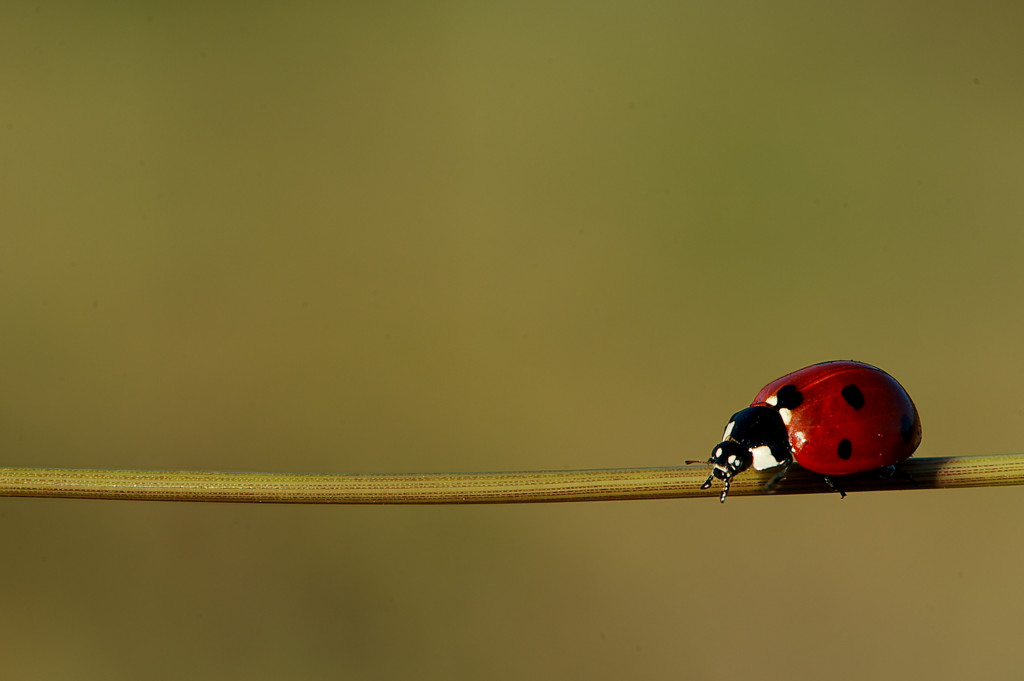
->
837;439;853;459
774;384;803;410
901;414;915;444
841;384;865;410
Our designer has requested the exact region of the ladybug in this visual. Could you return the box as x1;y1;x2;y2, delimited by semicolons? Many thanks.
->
701;360;921;502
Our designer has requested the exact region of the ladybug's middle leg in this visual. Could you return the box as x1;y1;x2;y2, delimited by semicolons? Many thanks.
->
764;463;792;492
879;464;917;486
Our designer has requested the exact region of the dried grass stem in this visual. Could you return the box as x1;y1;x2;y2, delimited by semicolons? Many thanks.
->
0;455;1020;504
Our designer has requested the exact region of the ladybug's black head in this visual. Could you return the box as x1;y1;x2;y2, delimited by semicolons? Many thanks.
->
701;405;792;502
700;440;752;502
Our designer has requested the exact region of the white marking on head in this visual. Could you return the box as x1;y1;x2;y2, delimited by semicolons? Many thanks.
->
778;408;792;426
751;445;784;471
722;421;735;440
765;395;778;407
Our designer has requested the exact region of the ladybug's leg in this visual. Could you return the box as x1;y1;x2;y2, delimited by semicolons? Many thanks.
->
717;477;731;503
880;464;917;485
699;472;733;502
822;476;847;499
764;463;792;492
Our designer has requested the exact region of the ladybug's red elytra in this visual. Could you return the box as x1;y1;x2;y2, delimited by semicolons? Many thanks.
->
702;361;922;502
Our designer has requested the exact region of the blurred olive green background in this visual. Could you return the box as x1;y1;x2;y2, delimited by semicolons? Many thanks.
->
3;2;1024;679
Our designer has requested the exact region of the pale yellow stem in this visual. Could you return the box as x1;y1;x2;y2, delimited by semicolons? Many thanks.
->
0;455;1021;504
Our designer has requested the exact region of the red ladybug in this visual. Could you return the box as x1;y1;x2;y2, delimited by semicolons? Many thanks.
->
701;361;922;502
